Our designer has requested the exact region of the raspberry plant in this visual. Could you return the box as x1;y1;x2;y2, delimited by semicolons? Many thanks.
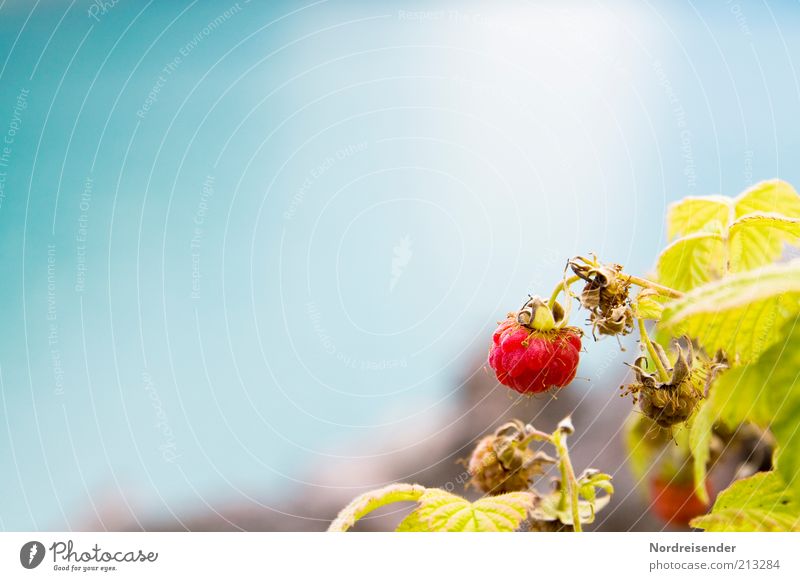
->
330;179;800;532
329;418;613;532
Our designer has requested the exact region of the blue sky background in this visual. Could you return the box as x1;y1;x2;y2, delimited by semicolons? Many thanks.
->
1;0;799;530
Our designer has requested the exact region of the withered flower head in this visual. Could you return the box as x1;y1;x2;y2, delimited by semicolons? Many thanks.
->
467;420;555;494
621;340;719;428
569;258;633;338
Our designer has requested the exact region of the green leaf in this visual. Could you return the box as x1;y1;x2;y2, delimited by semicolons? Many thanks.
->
661;260;800;363
664;180;800;244
689;401;714;505
656;233;725;291
728;212;800;272
735;179;800;219
667;195;731;240
708;319;800;492
657;211;800;294
393;507;427;532
773;406;800;496
577;471;614;506
531;489;611;526
624;414;662;482
529;471;612;527
328;483;426;532
396;489;535;532
634;290;669;320
707;366;771;428
690;471;800;532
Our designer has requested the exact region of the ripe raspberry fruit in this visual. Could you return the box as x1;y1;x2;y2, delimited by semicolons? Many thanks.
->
649;477;711;527
488;297;582;394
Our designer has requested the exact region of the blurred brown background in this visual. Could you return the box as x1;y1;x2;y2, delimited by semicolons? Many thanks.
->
79;352;669;532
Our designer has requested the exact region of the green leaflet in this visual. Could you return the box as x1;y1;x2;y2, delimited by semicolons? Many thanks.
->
329;485;537;532
327;483;426;532
661;260;800;363
707;319;800;492
634;289;670;320
735;179;800;219
656;232;725;292
659;181;800;293
691;472;800;532
707;364;771;428
624;413;657;484
395;489;535;532
689;401;714;505
728;212;800;272
657;212;800;293
667;195;731;240
530;491;611;527
529;471;613;526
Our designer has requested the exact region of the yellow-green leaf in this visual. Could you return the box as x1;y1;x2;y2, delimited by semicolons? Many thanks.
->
728;212;800;272
396;489;535;532
689;401;714;505
624;413;669;482
707;367;771;429
735;179;800;219
667;195;731;240
530;490;611;526
656;232;725;291
634;289;670;320
328;483;426;532
708;319;800;492
691;471;800;532
661;260;800;363
773;403;800;496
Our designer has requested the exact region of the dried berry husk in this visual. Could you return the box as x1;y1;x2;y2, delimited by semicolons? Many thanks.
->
590;304;633;336
570;259;633;337
622;342;713;428
639;383;701;427
467;420;555;494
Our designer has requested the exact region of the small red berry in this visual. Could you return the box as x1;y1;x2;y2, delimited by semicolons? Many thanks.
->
649;477;711;526
488;298;582;394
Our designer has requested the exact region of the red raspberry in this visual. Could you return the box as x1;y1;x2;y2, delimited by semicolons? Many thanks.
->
649;477;711;527
488;315;582;395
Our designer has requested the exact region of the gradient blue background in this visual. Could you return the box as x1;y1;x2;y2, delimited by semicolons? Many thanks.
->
1;0;799;530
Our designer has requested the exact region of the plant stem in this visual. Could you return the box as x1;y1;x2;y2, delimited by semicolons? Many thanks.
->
553;430;582;533
637;317;670;383
520;429;553;448
548;275;581;309
625;274;683;299
569;255;683;299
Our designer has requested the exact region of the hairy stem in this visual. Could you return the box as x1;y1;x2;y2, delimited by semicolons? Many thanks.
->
327;483;426;532
637;317;670;382
553;430;582;533
625;274;683;299
548;275;581;309
520;428;554;448
569;255;683;299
